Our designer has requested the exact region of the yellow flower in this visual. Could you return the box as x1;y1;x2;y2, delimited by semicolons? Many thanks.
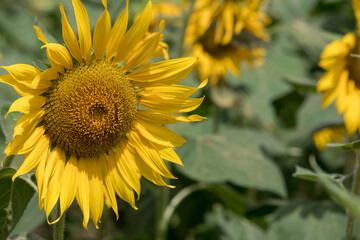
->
150;1;183;32
184;0;270;85
0;0;205;229
317;0;360;134
193;32;265;85
185;0;270;46
313;126;346;150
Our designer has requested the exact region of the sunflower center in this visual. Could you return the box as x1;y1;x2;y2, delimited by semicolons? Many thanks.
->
43;60;137;158
199;32;235;57
348;39;360;88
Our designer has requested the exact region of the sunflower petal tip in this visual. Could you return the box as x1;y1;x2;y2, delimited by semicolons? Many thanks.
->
101;0;107;9
159;19;165;30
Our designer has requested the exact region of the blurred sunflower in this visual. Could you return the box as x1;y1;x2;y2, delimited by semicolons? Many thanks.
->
185;0;270;85
313;125;346;150
1;0;205;228
193;31;265;85
317;0;360;134
185;0;270;46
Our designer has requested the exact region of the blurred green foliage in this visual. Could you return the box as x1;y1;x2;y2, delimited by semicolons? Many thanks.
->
1;0;360;239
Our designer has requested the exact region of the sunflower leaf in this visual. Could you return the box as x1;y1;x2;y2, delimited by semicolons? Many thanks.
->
267;199;355;240
326;140;360;150
176;125;287;197
293;165;349;185
0;168;36;240
195;205;267;240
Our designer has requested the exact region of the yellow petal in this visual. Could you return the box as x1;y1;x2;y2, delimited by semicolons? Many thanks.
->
133;120;186;147
129;130;175;179
139;78;207;99
35;143;51;209
0;74;46;97
2;64;40;85
113;1;152;63
72;0;92;62
128;140;174;188
32;68;58;89
353;0;360;30
59;3;82;62
33;26;48;44
115;141;141;198
76;158;90;229
41;146;63;201
44;147;65;222
13;109;44;137
6;95;46;117
88;158;104;228
313;125;346;150
139;95;205;114
122;20;165;71
106;0;128;59
137;110;206;124
4;126;45;158
221;3;234;45
98;154;118;219
108;152;137;209
12;134;50;180
93;0;111;60
128;57;198;86
159;147;183;166
41;43;73;70
57;155;78;223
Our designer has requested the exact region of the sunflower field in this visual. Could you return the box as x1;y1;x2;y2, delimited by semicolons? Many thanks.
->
1;0;360;239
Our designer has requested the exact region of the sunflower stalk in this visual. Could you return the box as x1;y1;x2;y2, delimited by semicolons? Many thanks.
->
158;183;207;240
345;149;360;240
53;204;65;240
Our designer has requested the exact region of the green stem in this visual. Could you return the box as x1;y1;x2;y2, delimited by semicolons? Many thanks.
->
53;204;65;240
345;149;360;240
158;183;206;240
156;185;170;240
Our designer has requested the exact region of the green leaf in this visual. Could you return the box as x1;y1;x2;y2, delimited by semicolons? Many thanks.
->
283;77;317;93
177;125;287;197
269;0;319;19
327;139;360;150
293;94;342;141
0;168;36;240
231;45;300;125
267;199;351;240
292;166;319;182
206;185;245;215
310;159;360;224
293;165;349;184
10;193;46;237
197;205;267;240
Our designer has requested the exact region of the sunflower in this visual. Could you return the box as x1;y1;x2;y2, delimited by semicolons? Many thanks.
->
317;0;360;134
0;0;205;229
313;125;346;149
185;0;270;46
184;0;270;85
193;31;265;86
